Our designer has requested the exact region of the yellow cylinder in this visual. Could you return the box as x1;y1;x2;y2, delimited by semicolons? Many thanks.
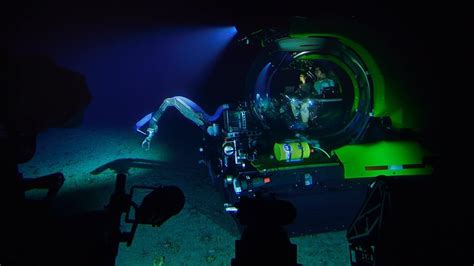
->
274;142;310;162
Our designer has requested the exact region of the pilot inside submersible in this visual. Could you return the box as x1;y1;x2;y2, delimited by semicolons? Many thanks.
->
287;65;342;130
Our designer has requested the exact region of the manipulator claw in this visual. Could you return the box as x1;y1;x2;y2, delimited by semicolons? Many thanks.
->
142;127;157;150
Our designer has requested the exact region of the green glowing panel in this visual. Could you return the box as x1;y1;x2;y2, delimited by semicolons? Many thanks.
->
334;141;433;179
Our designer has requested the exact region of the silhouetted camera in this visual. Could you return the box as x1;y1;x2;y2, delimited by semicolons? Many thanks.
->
107;173;185;247
231;195;301;266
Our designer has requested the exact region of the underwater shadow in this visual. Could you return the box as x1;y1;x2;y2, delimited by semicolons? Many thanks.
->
90;158;199;175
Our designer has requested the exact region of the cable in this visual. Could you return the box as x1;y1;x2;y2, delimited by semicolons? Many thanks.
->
313;146;331;159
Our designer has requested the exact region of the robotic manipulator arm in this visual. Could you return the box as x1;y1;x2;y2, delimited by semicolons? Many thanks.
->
136;96;229;150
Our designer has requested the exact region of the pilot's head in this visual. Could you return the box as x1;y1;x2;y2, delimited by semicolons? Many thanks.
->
314;66;327;80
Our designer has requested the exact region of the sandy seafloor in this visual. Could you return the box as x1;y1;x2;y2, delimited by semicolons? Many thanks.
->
18;125;351;266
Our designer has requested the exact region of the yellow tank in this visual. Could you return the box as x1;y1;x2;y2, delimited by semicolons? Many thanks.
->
274;142;310;162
